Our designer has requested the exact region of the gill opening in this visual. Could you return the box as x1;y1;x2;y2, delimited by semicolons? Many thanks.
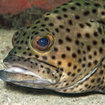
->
59;57;105;90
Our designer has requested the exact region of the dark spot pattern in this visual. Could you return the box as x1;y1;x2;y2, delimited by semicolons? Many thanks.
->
7;0;105;94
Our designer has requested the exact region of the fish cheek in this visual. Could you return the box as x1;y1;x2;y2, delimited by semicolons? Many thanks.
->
34;61;62;84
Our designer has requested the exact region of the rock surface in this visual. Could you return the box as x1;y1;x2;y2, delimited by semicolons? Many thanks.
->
0;29;105;105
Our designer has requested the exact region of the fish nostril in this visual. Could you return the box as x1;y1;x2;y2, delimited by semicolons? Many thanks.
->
3;58;8;63
3;55;13;63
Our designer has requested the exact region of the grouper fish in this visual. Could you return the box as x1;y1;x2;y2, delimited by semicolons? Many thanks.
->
0;0;105;94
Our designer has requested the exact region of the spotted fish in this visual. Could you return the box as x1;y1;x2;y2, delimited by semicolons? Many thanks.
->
0;0;105;94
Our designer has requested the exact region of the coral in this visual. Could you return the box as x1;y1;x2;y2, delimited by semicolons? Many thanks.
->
32;0;70;10
0;0;31;14
0;0;71;29
0;0;70;15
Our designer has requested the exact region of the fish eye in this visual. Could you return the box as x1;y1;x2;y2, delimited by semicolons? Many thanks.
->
32;34;54;51
37;37;49;47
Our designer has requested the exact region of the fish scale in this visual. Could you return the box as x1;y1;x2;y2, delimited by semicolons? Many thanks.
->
0;0;105;94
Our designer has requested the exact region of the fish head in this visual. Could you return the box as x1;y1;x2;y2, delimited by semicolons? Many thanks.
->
1;27;64;89
1;0;105;93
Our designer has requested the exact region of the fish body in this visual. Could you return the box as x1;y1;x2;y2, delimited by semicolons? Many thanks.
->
0;0;105;93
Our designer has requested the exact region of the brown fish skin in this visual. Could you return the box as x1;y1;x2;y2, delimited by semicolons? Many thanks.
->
0;0;105;93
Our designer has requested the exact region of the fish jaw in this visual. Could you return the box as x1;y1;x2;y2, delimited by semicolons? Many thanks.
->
0;55;61;89
0;68;54;89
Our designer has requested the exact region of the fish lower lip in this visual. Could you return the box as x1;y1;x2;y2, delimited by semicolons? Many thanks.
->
8;80;52;85
0;70;52;87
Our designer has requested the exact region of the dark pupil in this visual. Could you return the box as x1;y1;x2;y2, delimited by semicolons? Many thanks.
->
37;38;49;47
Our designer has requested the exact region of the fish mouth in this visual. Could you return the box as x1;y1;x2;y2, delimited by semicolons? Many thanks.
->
0;61;57;89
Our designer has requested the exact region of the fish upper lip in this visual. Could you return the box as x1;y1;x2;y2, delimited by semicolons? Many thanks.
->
4;55;58;69
4;62;30;71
